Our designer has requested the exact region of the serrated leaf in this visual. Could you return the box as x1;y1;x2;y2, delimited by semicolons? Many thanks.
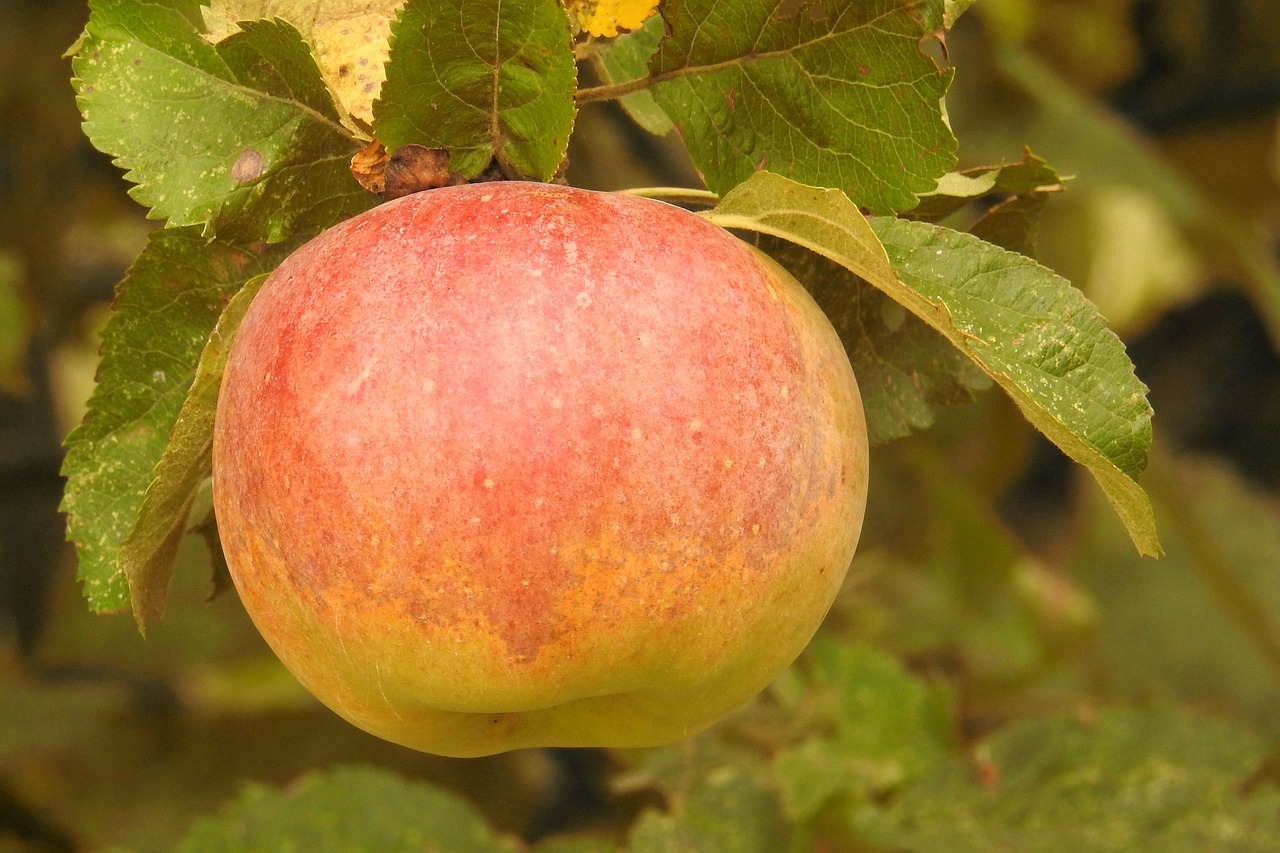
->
73;2;367;241
881;706;1280;851
569;0;661;38
60;229;280;612
202;0;404;125
119;273;268;630
592;13;673;135
373;0;577;180
704;171;1160;556
873;217;1159;554
650;0;956;213
175;766;520;852
775;637;954;820
760;236;986;444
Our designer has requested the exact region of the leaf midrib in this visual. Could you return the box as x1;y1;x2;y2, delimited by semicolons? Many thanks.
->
86;19;353;144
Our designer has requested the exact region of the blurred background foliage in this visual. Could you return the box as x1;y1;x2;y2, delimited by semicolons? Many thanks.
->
2;0;1279;849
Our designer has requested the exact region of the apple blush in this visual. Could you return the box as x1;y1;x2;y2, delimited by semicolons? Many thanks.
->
213;181;868;757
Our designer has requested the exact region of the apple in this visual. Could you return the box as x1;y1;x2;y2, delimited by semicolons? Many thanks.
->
212;181;868;757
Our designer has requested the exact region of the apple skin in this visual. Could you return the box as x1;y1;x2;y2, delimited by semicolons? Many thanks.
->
212;181;868;757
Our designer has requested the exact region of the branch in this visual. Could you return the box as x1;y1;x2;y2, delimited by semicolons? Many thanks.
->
576;76;656;104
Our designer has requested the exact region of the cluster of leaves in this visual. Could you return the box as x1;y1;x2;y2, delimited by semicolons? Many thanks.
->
63;0;1158;629
171;636;1280;850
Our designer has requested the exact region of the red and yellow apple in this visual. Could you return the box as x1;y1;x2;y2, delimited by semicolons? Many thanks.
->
212;181;868;757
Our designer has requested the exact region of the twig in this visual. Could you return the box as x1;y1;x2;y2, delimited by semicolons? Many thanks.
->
576;77;657;104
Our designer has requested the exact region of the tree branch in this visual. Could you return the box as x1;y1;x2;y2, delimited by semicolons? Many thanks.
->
576;76;656;104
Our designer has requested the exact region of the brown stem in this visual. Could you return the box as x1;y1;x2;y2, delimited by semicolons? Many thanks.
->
576;76;656;104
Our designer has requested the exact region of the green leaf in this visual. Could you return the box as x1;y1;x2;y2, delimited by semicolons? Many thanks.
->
909;150;1068;257
119;273;269;630
774;637;954;820
374;0;578;180
72;2;367;241
703;171;1160;557
759;236;987;444
881;706;1280;851
628;765;794;853
614;736;805;853
650;0;956;213
872;217;1159;555
592;13;673;135
60;229;281;612
965;195;1046;259
192;502;236;604
175;766;520;852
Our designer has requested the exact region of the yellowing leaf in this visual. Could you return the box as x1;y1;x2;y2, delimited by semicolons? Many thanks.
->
568;0;660;38
202;0;403;125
